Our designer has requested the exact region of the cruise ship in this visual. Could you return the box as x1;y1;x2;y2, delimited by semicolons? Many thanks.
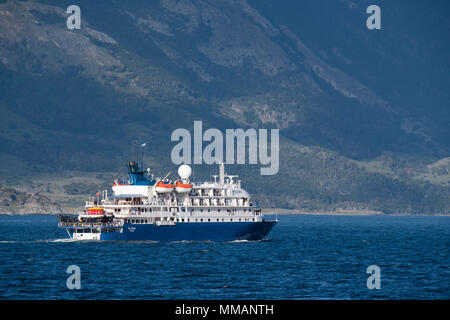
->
58;161;277;241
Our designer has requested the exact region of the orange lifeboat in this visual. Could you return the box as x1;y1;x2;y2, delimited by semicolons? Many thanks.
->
155;181;174;193
87;207;104;215
175;181;192;193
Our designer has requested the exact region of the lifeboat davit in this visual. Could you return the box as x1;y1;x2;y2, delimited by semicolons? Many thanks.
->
155;181;174;193
175;181;192;193
87;207;104;215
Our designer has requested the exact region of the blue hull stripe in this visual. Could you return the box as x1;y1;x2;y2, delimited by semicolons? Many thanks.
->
90;221;277;241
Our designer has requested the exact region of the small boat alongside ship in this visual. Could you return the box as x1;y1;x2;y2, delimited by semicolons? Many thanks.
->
58;161;277;241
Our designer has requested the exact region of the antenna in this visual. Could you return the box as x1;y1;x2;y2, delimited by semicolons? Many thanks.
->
131;140;147;167
219;161;225;184
140;142;146;168
132;140;139;163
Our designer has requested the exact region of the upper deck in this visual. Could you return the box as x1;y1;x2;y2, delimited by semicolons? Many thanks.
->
81;162;264;222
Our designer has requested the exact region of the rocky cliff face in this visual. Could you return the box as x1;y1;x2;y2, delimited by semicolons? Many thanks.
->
0;186;62;214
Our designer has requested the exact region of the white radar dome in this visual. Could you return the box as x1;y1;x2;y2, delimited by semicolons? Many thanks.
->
178;164;192;179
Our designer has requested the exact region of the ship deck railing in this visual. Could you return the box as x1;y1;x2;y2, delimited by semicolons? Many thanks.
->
58;222;123;228
101;203;255;208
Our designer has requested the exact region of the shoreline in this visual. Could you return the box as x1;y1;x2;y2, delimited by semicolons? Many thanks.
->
263;209;450;216
262;208;385;215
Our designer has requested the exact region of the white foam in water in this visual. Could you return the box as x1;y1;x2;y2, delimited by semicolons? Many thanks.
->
47;238;79;243
0;238;79;244
228;239;269;243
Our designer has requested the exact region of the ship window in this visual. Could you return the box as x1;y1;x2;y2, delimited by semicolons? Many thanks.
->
187;218;190;222
208;209;210;212
239;218;241;222
218;209;221;212
217;218;219;222
230;219;233;222
200;219;203;222
200;209;203;212
92;229;99;233
244;209;246;212
208;219;210;222
182;219;184;222
222;218;224;222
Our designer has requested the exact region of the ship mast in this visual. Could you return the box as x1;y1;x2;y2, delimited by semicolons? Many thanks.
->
219;161;225;184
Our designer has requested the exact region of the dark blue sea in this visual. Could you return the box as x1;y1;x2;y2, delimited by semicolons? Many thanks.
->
0;214;449;300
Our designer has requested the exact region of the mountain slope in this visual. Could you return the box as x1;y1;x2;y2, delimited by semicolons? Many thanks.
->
0;0;449;214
